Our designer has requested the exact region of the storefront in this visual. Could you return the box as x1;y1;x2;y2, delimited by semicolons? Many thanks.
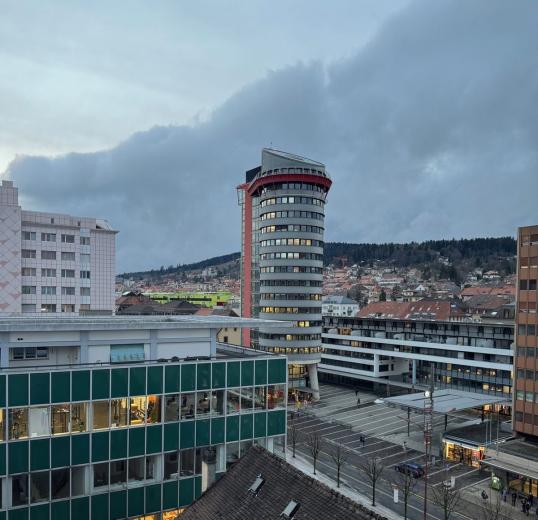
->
443;439;485;468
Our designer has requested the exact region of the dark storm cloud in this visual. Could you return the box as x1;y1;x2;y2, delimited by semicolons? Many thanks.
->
7;0;538;271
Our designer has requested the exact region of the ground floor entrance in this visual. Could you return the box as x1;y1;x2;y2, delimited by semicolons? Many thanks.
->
443;440;485;468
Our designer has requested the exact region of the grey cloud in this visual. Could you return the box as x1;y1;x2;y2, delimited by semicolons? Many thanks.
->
6;0;538;271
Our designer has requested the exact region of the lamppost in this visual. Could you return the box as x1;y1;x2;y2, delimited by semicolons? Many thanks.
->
423;386;434;520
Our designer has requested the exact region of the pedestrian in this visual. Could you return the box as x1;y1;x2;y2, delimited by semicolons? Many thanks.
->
522;498;527;513
512;492;517;506
530;494;535;507
481;490;488;500
502;488;507;502
355;388;359;396
403;441;407;452
526;501;531;516
360;435;365;447
357;397;361;407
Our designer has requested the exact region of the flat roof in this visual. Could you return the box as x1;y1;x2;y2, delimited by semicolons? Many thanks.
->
443;422;513;446
0;315;292;332
384;389;511;414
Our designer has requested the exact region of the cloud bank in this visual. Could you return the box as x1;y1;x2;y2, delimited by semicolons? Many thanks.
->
6;0;538;271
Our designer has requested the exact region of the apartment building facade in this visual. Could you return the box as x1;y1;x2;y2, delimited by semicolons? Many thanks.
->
237;149;331;400
321;300;514;398
514;225;538;436
0;180;116;316
0;315;287;519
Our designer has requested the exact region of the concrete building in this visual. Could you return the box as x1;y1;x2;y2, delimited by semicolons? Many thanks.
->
0;180;116;316
237;149;332;400
0;315;288;518
321;300;514;398
514;225;538;436
322;295;359;317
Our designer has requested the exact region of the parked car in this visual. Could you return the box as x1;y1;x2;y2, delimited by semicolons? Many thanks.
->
394;462;424;478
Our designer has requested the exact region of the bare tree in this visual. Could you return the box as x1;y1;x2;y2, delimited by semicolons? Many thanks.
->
288;414;300;458
359;457;385;506
479;493;504;520
392;470;417;520
330;443;347;488
306;432;323;475
431;482;462;520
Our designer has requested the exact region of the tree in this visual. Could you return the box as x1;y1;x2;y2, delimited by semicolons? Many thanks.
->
288;414;300;458
392;470;417;520
330;443;347;488
359;457;385;506
479;492;504;520
431;482;462;520
379;289;387;302
306;432;323;475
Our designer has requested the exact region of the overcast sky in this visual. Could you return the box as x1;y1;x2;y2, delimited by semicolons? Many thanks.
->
2;0;537;272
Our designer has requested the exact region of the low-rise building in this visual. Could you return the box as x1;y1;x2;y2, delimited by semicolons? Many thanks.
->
322;295;359;317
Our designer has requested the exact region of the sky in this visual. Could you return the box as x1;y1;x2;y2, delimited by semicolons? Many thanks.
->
2;0;537;272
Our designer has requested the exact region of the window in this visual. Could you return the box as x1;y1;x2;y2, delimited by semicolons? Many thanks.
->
21;267;36;276
22;304;36;313
41;304;56;313
111;399;128;427
110;460;126;485
226;388;241;414
80;287;90;296
92;401;110;430
267;385;286;409
61;304;75;313
41;268;56;277
61;287;75;296
164;394;179;422
22;285;36;295
93;463;109;488
9;408;29;439
164;452;179;480
80;237;90;245
41;233;56;242
530;280;537;291
146;395;161;424
180;393;196;419
51;404;70;435
12;474;29;506
41;250;56;260
22;231;36;240
51;468;70;499
61;234;75;243
517;390;525;401
130;396;147;425
61;252;75;261
22;249;36;259
80;253;90;264
31;471;49;503
61;269;75;278
80;270;91;279
41;286;56;296
71;403;87;432
11;347;48;360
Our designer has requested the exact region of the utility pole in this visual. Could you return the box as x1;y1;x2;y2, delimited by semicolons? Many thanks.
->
423;369;435;520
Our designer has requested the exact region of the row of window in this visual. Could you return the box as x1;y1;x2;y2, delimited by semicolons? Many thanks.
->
260;224;324;234
260;266;323;274
260;252;323;261
514;411;538;425
520;279;538;290
519;302;538;313
21;250;80;261
22;285;91;296
0;387;286;440
21;304;82;313
260;210;323;221
260;238;323;247
259;333;321;341
518;347;538;358
265;346;321;355
516;369;538;382
22;264;90;277
259;196;324;208
518;324;537;336
260;307;321;314
22;232;90;245
516;391;538;403
260;279;322;287
260;182;326;193
520;257;538;267
260;293;322;301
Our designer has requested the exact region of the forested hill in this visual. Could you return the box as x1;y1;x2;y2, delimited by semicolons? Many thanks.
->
120;237;516;280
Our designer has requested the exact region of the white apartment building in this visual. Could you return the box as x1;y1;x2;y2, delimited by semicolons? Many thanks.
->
0;180;116;315
322;295;360;317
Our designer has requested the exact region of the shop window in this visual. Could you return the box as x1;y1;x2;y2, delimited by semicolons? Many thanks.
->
226;388;241;414
164;452;179;480
130;396;147;426
180;449;195;476
254;387;267;410
110;460;127;486
239;387;254;411
196;392;211;416
71;403;88;432
180;393;196;419
12;474;29;506
71;466;87;496
146;395;161;424
92;401;110;430
210;390;225;416
267;385;286;409
9;408;29;439
111;399;128;428
51;404;70;435
51;468;69;499
164;394;179;422
128;457;145;482
93;462;109;488
31;471;49;503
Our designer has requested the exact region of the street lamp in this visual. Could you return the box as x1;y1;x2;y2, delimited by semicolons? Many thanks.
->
423;385;434;520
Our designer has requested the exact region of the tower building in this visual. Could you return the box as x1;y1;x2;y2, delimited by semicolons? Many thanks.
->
238;149;332;400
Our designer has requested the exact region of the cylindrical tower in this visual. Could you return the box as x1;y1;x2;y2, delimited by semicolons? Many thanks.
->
238;149;331;401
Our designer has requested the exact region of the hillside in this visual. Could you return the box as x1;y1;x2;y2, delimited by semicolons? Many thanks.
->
120;237;516;281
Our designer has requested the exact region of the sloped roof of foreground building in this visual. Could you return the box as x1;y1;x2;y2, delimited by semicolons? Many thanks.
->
181;445;387;520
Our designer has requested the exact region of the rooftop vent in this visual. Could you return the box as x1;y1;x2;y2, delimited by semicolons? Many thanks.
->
249;474;265;494
281;500;300;518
